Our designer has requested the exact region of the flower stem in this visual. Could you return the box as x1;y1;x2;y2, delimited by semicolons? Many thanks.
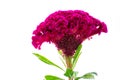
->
65;56;73;80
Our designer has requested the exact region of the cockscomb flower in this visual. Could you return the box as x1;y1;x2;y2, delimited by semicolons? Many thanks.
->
32;10;107;56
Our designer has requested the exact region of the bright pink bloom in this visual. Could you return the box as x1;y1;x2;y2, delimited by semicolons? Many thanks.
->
32;10;107;56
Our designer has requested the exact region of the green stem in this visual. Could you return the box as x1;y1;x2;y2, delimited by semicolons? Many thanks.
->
65;56;73;80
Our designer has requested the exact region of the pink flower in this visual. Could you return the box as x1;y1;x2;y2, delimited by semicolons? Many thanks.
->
32;10;107;56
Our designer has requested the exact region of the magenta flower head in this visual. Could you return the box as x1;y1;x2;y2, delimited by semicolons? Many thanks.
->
32;10;107;56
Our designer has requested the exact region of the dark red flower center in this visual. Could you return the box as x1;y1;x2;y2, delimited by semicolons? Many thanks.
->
55;34;81;56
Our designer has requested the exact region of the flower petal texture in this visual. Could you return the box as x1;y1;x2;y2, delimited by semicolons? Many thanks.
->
32;10;107;56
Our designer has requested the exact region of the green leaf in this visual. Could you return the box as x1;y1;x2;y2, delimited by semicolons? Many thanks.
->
72;71;79;79
64;68;74;78
45;75;64;80
58;50;66;68
59;57;66;68
72;44;82;69
75;77;82;80
75;72;97;80
33;53;64;71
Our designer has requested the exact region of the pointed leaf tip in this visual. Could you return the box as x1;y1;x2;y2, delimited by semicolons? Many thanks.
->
81;72;97;79
33;53;64;71
72;44;82;69
45;75;64;80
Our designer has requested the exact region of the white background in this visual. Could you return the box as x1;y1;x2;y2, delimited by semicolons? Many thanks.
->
0;0;120;80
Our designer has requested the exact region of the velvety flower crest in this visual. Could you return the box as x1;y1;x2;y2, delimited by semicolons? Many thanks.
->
32;10;107;56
